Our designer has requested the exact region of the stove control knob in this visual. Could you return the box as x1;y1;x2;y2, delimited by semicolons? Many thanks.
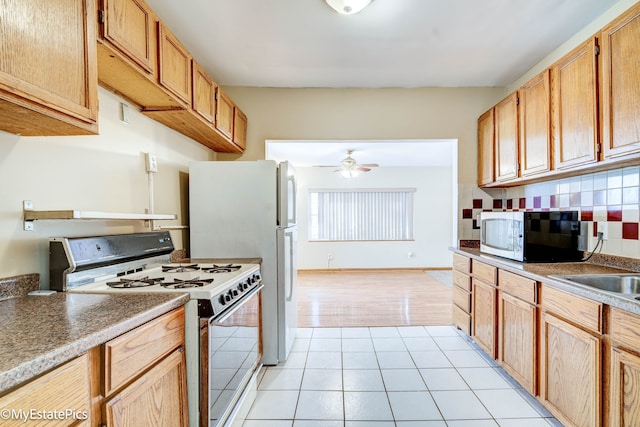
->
232;289;239;297
219;295;227;305
242;281;249;290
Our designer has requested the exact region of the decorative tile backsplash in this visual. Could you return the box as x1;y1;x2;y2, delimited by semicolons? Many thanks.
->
459;166;640;259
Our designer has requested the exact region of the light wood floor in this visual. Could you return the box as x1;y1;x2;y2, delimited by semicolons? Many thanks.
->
297;269;453;328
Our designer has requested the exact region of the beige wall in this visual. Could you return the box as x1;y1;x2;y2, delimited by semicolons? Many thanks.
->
0;88;212;285
222;87;505;186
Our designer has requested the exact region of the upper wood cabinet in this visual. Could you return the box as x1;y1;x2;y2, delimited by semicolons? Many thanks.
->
519;70;551;176
233;107;248;151
0;0;98;136
97;0;247;152
158;23;192;107
216;88;235;139
477;108;495;186
600;2;640;159
551;37;600;169
100;0;156;74
494;92;519;182
192;61;216;123
97;0;183;109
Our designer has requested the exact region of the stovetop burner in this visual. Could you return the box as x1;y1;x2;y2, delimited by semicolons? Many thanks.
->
201;264;242;274
160;276;215;289
162;264;201;273
107;276;165;288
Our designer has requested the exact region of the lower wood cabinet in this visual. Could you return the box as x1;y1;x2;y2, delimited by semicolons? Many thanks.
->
539;286;602;427
0;354;92;426
608;307;640;427
452;257;472;335
103;348;188;427
472;279;497;358
102;306;187;427
453;251;640;427
498;292;537;394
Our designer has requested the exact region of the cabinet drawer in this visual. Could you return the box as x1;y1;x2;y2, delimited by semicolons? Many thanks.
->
452;253;471;274
0;354;91;426
610;308;640;350
541;285;602;333
499;270;537;304
452;270;472;291
472;260;497;286
452;285;471;312
453;305;471;335
104;307;185;396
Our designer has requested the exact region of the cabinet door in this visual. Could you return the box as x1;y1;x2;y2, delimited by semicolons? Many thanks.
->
519;70;551;176
0;0;98;134
101;0;156;74
540;311;600;427
477;108;495;186
104;348;188;427
158;23;192;106
498;292;537;394
233;107;248;150
610;347;640;427
494;92;519;182
601;3;640;159
472;279;497;359
216;88;234;139
0;354;92;426
192;61;216;123
551;37;599;169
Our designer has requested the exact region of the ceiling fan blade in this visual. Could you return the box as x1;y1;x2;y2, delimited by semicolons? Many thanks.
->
355;166;371;172
357;163;379;167
312;165;340;168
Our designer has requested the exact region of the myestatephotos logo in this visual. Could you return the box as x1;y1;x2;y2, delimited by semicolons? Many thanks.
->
0;408;89;423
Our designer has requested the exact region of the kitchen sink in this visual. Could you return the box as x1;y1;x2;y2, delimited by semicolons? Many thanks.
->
551;274;640;298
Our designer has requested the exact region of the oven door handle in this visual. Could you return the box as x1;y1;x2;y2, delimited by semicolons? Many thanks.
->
210;282;263;325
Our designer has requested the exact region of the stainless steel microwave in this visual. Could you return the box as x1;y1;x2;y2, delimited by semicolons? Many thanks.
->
480;211;586;262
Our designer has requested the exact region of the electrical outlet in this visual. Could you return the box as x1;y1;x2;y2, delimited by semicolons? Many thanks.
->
597;222;608;240
327;253;333;261
145;152;158;173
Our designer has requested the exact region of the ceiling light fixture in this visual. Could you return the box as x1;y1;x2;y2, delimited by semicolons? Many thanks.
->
325;0;372;15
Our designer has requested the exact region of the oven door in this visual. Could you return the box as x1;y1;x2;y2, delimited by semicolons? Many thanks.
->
202;285;263;427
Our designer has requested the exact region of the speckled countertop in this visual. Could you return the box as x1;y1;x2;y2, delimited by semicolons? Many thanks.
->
0;292;188;395
451;247;640;315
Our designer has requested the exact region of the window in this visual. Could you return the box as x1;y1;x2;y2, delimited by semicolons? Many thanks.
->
308;188;415;241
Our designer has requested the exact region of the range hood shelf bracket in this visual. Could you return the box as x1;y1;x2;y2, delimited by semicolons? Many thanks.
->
22;200;177;231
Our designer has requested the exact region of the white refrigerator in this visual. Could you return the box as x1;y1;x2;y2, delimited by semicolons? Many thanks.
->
189;160;298;365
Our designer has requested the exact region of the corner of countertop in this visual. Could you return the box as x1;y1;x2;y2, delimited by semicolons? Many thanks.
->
0;274;39;302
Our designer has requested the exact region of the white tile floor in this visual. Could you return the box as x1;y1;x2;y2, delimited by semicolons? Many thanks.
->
243;326;563;427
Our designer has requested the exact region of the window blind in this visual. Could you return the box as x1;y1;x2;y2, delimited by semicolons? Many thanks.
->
309;188;415;241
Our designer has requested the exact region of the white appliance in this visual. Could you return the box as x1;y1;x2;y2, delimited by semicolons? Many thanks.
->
189;160;298;364
49;232;263;427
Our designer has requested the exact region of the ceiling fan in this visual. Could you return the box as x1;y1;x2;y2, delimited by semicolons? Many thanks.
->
316;150;379;177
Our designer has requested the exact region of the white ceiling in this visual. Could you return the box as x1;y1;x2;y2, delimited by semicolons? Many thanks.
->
146;0;618;88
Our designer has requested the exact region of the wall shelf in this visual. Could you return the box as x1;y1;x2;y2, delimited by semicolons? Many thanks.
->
22;200;176;231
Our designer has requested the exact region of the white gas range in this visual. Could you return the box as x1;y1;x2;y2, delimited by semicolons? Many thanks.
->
49;232;263;427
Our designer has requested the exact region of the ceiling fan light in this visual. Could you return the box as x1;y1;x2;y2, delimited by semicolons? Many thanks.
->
341;168;359;179
324;0;372;15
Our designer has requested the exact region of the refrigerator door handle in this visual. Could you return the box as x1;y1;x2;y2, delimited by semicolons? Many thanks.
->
286;230;294;302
